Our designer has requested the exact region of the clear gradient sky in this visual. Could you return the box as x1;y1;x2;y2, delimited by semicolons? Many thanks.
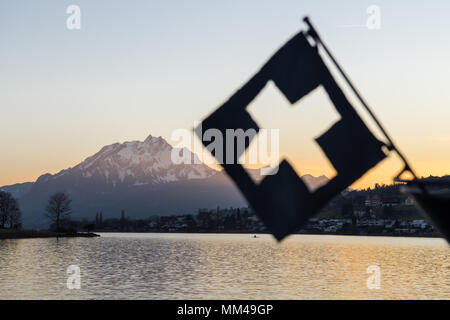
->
1;1;449;188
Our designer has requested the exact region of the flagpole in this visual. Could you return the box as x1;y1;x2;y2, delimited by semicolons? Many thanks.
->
303;16;418;181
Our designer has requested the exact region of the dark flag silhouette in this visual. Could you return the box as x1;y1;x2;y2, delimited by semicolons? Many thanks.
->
196;17;450;243
401;180;450;242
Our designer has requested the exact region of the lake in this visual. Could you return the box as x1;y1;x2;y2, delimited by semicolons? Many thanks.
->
0;233;449;299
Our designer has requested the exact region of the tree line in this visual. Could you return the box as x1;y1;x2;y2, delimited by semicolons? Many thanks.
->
0;190;73;232
0;191;21;229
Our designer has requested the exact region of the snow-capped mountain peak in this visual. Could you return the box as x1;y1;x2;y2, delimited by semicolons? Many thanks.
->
52;135;217;187
144;134;164;144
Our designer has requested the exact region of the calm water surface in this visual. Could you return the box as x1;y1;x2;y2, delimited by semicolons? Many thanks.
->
0;233;449;299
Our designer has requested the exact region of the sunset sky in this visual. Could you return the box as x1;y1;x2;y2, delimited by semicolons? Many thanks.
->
1;0;449;188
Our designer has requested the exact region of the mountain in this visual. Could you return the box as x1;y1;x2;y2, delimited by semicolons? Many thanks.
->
1;134;329;227
301;174;329;191
1;182;33;199
44;134;216;187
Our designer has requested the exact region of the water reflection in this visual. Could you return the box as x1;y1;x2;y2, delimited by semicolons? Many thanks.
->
0;234;448;299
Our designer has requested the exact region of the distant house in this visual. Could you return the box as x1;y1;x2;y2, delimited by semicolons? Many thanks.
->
354;208;366;218
382;198;400;207
357;219;384;227
384;220;395;229
394;228;415;233
411;220;427;229
324;226;339;233
404;197;415;206
365;195;381;207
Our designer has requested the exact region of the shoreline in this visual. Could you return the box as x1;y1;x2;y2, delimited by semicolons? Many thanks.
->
1;230;443;240
0;230;100;240
94;230;444;239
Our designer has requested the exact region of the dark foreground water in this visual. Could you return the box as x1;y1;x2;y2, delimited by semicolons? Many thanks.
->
0;233;449;299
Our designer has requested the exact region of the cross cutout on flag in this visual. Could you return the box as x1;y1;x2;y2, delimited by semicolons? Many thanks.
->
195;23;388;241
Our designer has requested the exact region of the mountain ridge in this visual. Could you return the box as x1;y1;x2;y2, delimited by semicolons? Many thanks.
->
1;134;330;227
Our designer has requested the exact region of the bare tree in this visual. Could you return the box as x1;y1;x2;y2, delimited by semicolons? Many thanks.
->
0;191;9;228
0;191;22;229
7;201;21;228
45;192;72;231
